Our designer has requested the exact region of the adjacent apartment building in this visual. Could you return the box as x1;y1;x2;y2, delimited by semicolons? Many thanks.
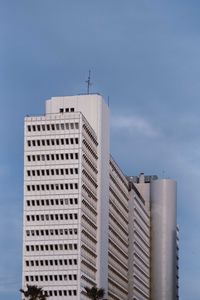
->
22;94;178;300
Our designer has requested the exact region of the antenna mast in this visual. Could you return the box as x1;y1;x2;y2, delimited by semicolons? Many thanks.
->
85;70;92;94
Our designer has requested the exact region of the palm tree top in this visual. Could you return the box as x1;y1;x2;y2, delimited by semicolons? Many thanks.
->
20;284;48;300
84;286;105;300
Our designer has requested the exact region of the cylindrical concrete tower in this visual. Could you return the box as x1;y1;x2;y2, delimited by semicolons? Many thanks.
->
150;179;177;300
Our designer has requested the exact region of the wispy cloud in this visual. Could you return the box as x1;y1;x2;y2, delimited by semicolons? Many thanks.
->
111;115;161;138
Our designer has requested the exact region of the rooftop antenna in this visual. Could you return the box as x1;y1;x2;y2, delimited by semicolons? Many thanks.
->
85;70;92;94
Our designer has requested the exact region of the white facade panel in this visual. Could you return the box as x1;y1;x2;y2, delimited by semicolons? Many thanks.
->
22;94;178;300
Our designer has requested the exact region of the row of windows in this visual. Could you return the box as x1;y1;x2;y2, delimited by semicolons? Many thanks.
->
83;169;98;189
82;123;98;146
60;107;75;113
27;122;79;132
83;139;97;160
25;273;77;282
27;167;78;177
24;286;77;297
27;152;79;162
25;258;77;267
83;154;98;174
26;197;78;207
26;243;78;252
26;228;78;237
26;213;78;222
110;160;129;190
27;137;79;147
26;182;78;192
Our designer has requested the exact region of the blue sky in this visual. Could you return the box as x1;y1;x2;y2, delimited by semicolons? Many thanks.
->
0;0;200;298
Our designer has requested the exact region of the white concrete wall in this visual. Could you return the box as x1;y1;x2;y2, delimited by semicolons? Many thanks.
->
46;94;110;296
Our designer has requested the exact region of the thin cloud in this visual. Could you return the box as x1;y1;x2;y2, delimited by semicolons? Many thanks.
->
111;115;161;138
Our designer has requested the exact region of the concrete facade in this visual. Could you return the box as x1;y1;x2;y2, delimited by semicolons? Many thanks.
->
22;94;178;300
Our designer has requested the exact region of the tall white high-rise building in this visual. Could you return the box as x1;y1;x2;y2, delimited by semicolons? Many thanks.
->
22;94;178;300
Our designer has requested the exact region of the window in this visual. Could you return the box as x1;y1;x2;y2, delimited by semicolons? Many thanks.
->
70;108;74;112
60;108;64;113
